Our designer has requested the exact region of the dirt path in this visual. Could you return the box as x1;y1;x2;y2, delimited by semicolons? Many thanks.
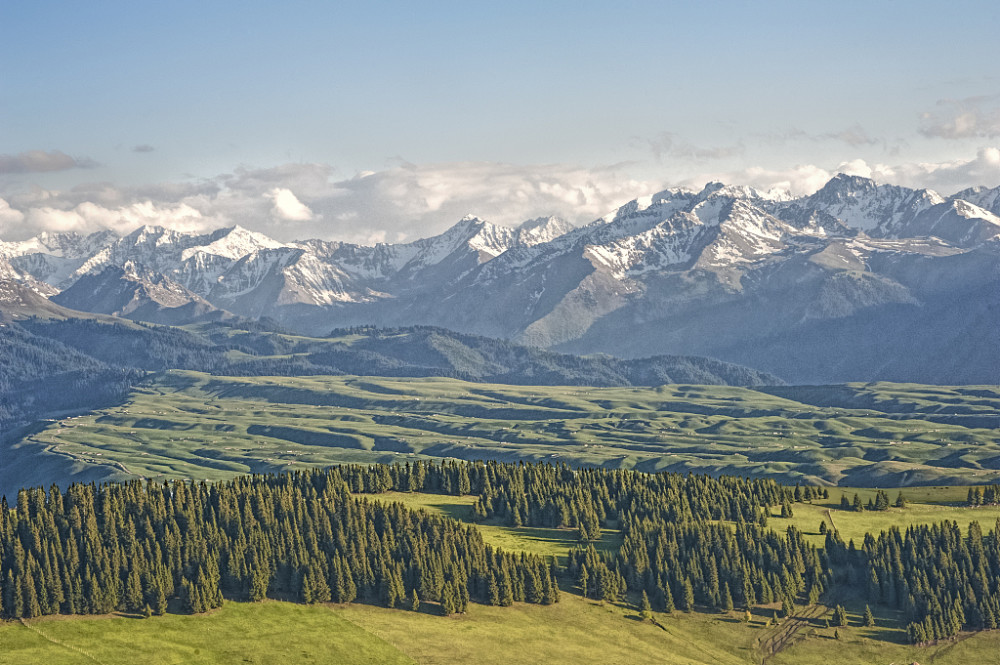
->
758;595;836;665
18;618;108;664
824;509;839;533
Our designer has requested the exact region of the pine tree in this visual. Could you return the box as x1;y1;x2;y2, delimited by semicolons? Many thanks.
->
863;605;875;627
662;582;675;613
833;604;848;627
639;591;652;620
440;582;457;616
249;569;268;602
152;583;168;616
722;583;734;612
681;578;695;612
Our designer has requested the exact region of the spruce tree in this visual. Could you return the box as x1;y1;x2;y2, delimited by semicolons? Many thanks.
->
722;583;734;612
639;591;651;620
681;578;695;612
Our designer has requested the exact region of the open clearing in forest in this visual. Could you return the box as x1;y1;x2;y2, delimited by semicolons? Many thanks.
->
10;371;1000;496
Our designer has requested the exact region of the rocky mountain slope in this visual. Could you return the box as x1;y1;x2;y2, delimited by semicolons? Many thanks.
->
3;175;999;384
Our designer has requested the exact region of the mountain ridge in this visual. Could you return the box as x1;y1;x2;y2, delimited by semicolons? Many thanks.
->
4;174;999;384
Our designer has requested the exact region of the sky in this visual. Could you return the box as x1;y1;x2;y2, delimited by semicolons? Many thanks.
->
3;0;1000;243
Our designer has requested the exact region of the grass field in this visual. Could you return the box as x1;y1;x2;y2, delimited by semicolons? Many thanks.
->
763;490;1000;547
7;584;1000;665
363;491;622;558
8;371;1000;499
0;601;413;665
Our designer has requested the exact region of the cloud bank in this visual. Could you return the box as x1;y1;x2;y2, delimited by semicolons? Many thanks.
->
680;147;1000;197
920;96;1000;140
0;150;98;174
2;150;999;243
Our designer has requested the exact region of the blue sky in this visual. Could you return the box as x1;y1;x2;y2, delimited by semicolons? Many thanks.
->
2;0;1000;241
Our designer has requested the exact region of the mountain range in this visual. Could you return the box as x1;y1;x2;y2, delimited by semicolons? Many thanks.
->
2;174;999;384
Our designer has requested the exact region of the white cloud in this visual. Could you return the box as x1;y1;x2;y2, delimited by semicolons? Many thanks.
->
0;198;25;234
866;147;1000;194
21;200;212;238
678;148;1000;197
1;152;999;244
679;163;834;197
267;187;313;221
920;96;1000;140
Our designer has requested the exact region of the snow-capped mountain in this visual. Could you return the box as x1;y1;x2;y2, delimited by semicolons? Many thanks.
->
3;174;999;384
52;260;230;325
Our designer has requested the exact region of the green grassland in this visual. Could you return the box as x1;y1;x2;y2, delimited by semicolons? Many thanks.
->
363;491;623;559
765;491;1000;547
9;594;1000;665
10;371;1000;496
0;601;414;665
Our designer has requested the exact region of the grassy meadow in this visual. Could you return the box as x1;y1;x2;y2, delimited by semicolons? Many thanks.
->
0;601;413;665
10;371;1000;496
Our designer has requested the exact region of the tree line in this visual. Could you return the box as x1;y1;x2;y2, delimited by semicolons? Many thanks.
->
0;467;556;620
4;459;999;646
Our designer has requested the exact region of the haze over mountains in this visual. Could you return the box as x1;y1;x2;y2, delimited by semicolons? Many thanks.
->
2;174;999;384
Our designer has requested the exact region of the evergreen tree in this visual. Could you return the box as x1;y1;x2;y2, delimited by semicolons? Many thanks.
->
639;591;651;620
722;583;734;612
681;579;695;612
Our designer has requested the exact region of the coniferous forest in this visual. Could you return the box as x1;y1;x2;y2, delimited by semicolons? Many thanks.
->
1;460;998;645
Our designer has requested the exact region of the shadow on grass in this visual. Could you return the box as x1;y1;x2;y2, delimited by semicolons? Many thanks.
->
425;502;474;521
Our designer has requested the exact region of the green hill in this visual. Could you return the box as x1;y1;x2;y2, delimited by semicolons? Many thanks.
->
6;371;1000;499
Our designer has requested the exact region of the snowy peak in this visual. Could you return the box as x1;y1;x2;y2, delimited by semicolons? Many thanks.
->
2;173;1000;333
184;225;285;261
952;185;1000;216
516;216;574;245
52;262;226;324
0;229;118;260
0;256;21;281
801;174;946;238
812;173;879;202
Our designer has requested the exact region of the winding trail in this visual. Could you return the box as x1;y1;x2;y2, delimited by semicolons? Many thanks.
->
18;618;108;664
825;509;839;533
